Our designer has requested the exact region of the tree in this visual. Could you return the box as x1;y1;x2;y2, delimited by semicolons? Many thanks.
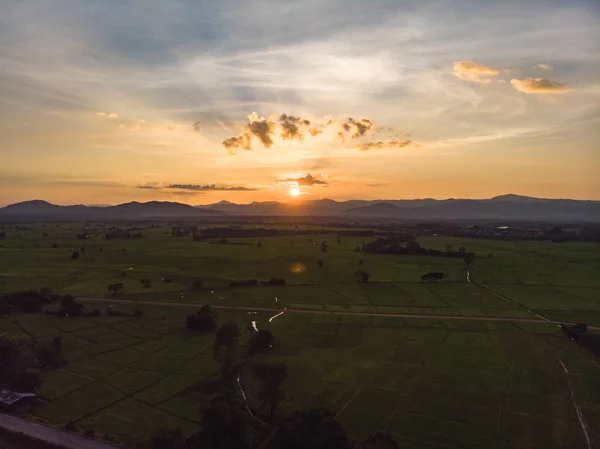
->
195;398;250;449
108;283;124;295
358;259;363;265
355;270;370;283
187;305;217;332
266;407;353;449
463;252;476;268
249;330;275;355
213;322;240;378
258;241;262;248
71;251;80;260
253;362;288;420
141;278;152;288
317;259;324;268
321;241;328;253
58;295;83;316
361;432;399;449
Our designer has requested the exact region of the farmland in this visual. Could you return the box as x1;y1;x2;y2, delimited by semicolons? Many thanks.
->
1;223;599;448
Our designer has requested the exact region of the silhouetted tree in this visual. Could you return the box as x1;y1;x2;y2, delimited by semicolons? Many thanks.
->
108;283;124;295
150;428;185;449
355;246;360;252
317;260;324;268
249;330;275;355
253;362;288;420
258;241;262;248
266;407;353;449
213;322;240;378
187;305;217;332
52;243;57;248
321;241;328;253
195;398;250;449
71;251;80;260
141;278;152;288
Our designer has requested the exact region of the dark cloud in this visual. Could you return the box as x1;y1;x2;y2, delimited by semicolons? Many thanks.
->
279;114;311;141
219;112;378;152
276;173;328;186
355;138;414;151
167;184;257;191
222;135;251;153
136;184;161;189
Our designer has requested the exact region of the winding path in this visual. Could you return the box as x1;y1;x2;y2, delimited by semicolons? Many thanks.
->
0;413;119;449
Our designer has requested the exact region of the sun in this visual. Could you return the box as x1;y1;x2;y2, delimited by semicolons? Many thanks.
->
289;186;301;197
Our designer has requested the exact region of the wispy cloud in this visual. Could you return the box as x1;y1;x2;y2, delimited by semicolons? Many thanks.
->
453;61;499;83
534;63;553;70
510;78;571;94
96;112;118;118
355;138;416;151
136;183;257;192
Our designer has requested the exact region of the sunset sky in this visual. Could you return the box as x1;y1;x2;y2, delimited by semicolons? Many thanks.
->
0;0;599;206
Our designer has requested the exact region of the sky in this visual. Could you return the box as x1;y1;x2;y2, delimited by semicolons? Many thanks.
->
0;0;599;205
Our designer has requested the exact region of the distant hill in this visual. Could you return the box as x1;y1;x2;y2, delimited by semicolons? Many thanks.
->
0;200;224;219
2;195;599;222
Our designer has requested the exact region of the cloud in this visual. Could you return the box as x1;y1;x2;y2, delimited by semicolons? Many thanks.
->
510;78;571;94
276;174;328;186
136;183;256;192
453;61;499;83
534;64;553;70
355;138;415;151
279;114;310;141
193;121;201;133
220;113;377;152
96;112;118;118
166;184;257;191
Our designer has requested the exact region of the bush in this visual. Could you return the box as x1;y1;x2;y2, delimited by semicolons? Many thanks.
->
420;272;444;282
132;308;144;318
85;309;101;317
355;270;370;283
71;251;80;260
106;308;121;317
229;279;258;287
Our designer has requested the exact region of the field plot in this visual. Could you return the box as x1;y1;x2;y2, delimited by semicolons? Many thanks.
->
1;226;600;447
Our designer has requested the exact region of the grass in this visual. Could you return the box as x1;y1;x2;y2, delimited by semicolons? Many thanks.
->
1;224;599;448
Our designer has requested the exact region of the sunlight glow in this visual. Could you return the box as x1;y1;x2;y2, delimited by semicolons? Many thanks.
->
289;186;301;197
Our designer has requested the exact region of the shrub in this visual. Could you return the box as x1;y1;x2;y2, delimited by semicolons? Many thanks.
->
186;305;217;331
71;251;80;260
229;279;258;287
420;272;444;282
132;308;144;318
355;270;370;283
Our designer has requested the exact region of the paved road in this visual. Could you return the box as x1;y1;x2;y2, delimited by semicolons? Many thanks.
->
0;413;119;449
80;296;583;326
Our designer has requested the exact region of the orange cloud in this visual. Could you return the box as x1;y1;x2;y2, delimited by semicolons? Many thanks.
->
453;61;499;83
510;78;570;94
276;173;328;186
96;112;118;118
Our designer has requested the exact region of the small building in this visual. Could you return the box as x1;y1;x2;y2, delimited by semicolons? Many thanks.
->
0;390;46;413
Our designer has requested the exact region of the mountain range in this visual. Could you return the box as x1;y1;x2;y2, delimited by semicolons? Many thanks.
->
1;195;599;222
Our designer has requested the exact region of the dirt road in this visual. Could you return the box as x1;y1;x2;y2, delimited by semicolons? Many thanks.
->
0;414;119;449
80;296;578;326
